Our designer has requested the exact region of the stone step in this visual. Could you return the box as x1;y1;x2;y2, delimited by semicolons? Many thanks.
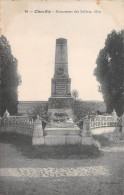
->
44;135;82;145
44;128;81;136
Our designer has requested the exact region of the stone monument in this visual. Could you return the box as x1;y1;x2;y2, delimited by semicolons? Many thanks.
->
32;38;94;145
45;38;80;136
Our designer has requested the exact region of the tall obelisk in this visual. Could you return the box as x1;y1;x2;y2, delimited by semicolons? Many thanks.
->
46;38;79;130
49;38;73;109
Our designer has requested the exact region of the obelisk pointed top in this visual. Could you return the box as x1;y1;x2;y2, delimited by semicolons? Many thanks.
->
56;38;67;44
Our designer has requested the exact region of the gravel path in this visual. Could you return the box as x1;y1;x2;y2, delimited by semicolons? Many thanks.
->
0;141;124;195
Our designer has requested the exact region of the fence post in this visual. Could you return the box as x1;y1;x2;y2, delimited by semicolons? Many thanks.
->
4;110;10;118
81;116;92;145
32;116;44;145
82;116;92;136
2;110;10;131
112;110;118;121
122;114;124;133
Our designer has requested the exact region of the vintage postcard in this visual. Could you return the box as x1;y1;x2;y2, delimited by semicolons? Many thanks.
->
0;0;124;195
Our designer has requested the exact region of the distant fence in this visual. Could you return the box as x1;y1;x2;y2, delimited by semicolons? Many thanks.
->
1;115;34;136
90;115;121;129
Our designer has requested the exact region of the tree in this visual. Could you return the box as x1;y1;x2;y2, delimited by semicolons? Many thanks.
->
32;103;48;119
0;35;21;116
94;30;124;117
72;89;79;100
71;89;79;120
72;100;99;129
31;103;48;129
71;90;97;128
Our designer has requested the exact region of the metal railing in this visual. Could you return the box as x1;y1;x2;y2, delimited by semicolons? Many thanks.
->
90;115;121;129
1;115;34;136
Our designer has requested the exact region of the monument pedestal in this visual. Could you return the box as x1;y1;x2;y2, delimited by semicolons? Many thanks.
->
44;135;82;145
45;108;81;145
45;97;81;145
45;107;80;132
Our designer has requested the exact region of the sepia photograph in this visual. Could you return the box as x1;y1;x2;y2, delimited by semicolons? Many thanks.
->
0;0;124;194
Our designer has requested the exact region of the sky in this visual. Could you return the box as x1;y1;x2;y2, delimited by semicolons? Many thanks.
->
1;0;123;101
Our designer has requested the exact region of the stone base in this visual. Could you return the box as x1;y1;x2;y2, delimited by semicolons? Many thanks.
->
44;135;82;145
32;137;44;145
45;128;81;136
32;135;94;146
45;108;80;131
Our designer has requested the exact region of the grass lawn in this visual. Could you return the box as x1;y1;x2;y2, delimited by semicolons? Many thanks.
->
1;131;124;195
0;132;101;159
93;129;124;147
